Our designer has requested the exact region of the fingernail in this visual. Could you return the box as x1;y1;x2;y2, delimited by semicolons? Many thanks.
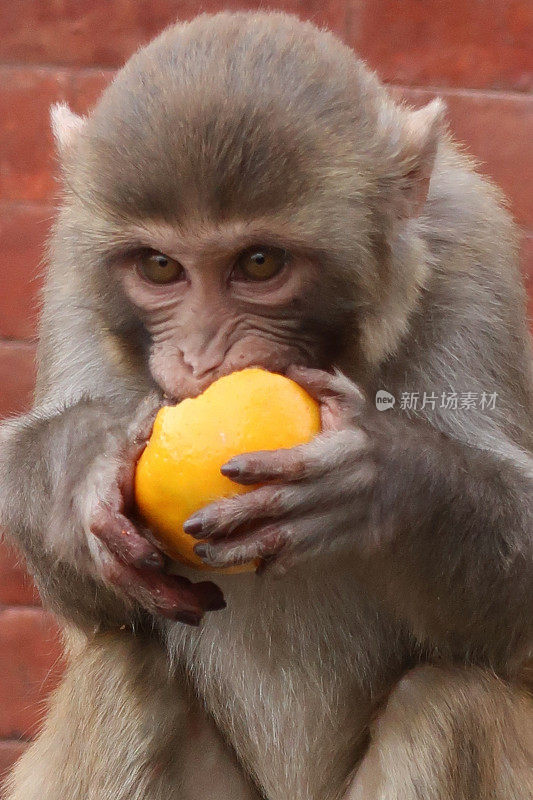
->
174;609;202;626
206;595;226;612
221;461;241;478
194;543;208;560
183;514;204;535
139;552;164;569
196;581;226;611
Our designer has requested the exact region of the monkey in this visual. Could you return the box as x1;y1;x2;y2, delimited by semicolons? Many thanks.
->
0;10;532;800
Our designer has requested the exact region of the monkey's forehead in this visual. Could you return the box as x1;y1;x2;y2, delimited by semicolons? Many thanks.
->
67;12;383;223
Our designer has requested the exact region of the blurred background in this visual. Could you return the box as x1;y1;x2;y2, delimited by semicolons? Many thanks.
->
0;0;531;787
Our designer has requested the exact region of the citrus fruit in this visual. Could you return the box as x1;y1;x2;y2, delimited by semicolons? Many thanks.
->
134;368;321;573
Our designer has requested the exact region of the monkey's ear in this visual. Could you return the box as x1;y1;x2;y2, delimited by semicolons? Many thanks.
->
383;98;445;217
50;103;86;154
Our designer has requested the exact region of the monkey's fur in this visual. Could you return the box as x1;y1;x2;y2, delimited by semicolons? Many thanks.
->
1;12;532;800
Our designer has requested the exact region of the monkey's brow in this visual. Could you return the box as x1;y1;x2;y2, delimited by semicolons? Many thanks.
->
99;220;328;263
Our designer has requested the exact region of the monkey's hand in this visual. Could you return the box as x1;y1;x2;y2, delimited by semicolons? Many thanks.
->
86;400;226;624
0;397;224;626
185;367;382;575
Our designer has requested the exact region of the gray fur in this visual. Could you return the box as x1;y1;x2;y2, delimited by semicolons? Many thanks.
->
0;12;531;800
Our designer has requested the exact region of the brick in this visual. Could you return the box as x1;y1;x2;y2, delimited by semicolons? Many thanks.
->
0;0;302;69
346;0;533;93
0;541;40;607
522;233;533;326
0;342;36;419
0;205;51;341
0;607;63;740
0;740;27;790
0;68;70;203
300;0;349;34
63;0;348;118
391;87;533;230
68;69;115;116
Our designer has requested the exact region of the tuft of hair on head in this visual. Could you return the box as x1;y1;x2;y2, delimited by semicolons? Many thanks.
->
50;103;86;154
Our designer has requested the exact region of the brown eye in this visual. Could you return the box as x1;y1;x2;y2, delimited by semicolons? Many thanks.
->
235;247;288;281
138;251;184;284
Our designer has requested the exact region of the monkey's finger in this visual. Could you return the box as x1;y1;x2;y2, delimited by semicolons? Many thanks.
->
287;366;367;429
126;391;162;445
194;524;290;569
90;509;165;570
134;570;226;619
185;461;374;541
101;557;224;623
117;466;136;507
133;571;226;621
117;397;164;506
122;392;162;468
194;508;360;570
287;365;365;406
219;430;369;485
185;484;318;539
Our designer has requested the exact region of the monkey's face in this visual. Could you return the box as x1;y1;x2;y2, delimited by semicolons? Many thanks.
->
55;12;434;397
114;219;339;399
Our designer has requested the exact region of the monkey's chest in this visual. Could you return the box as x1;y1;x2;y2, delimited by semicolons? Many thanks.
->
170;568;401;800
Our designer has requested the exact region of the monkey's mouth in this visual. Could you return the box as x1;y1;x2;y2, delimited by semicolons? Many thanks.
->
155;342;316;404
160;362;293;405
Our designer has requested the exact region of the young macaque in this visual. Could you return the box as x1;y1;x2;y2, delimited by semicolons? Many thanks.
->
1;11;532;800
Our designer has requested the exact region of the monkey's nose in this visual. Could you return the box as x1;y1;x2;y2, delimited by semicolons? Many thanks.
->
179;341;225;379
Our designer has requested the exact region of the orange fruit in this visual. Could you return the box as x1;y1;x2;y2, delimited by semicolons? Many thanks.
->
134;368;321;573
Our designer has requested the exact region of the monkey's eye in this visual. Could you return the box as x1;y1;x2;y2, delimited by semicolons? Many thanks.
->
138;251;184;284
234;246;288;281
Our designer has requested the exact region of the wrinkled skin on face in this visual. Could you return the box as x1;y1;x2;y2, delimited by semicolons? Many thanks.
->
117;224;338;401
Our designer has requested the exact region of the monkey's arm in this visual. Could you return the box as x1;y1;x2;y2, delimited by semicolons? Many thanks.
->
187;366;532;670
0;398;224;629
363;415;533;668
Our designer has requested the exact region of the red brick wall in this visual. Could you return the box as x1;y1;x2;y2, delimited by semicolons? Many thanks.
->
0;0;531;786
